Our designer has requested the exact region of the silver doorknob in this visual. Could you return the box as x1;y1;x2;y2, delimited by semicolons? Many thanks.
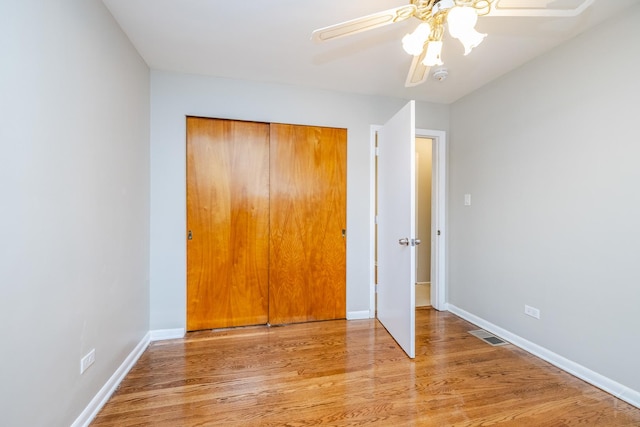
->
412;239;421;246
398;238;410;246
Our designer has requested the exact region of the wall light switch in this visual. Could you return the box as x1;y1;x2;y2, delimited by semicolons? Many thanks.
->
464;194;471;206
80;349;96;374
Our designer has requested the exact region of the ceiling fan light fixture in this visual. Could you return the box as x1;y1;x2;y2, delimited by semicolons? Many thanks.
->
422;41;444;67
402;22;431;56
455;28;487;55
447;6;478;37
311;0;598;89
447;6;487;55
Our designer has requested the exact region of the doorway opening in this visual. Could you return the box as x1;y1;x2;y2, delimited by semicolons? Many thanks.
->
369;126;447;316
415;137;432;307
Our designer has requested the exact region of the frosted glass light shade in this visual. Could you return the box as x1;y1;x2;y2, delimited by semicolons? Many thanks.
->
402;23;431;56
447;6;486;55
447;7;477;37
422;41;444;66
456;29;487;55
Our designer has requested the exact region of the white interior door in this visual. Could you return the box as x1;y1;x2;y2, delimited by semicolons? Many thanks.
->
377;101;416;358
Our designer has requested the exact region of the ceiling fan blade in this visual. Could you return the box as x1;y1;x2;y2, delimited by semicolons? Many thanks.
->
312;5;417;42
405;48;430;88
487;0;595;17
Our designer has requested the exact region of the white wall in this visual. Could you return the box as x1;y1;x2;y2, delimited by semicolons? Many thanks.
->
149;71;449;329
0;1;150;425
449;4;640;395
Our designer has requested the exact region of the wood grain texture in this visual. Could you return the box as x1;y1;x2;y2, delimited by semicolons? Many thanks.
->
92;309;640;426
268;124;347;324
186;117;270;330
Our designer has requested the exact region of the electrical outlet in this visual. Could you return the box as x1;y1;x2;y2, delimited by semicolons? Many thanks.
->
80;349;96;374
524;305;540;319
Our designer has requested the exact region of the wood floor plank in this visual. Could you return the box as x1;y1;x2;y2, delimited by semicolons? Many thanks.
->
92;309;640;426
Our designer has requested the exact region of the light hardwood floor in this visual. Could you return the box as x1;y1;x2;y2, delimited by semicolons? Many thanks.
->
92;309;640;426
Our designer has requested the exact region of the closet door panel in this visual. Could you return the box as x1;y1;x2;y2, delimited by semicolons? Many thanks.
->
269;124;347;324
186;117;270;331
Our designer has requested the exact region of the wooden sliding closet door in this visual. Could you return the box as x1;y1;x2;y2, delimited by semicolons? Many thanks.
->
269;124;347;324
186;117;270;331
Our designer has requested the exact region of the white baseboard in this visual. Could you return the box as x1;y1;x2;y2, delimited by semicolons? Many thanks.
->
150;328;185;341
447;304;640;409
71;332;150;427
347;310;372;320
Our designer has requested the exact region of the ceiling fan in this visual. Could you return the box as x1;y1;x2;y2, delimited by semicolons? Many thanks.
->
312;0;596;87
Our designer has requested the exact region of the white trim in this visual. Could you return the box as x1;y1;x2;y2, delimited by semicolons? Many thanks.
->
419;128;447;311
71;332;151;427
447;304;640;409
347;310;373;320
369;125;380;320
150;328;185;341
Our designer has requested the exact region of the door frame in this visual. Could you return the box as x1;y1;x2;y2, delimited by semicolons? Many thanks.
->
369;126;447;315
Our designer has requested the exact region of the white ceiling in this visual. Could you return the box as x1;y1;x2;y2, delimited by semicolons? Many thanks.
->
102;0;639;104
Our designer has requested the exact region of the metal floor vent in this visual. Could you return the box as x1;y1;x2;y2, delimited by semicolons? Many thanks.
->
468;329;509;346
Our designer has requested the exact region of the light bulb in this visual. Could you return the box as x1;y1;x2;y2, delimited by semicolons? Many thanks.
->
422;41;444;67
402;23;431;56
447;6;486;55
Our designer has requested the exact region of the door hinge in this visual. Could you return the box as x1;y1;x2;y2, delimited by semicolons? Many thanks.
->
437;230;441;236
188;230;193;240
